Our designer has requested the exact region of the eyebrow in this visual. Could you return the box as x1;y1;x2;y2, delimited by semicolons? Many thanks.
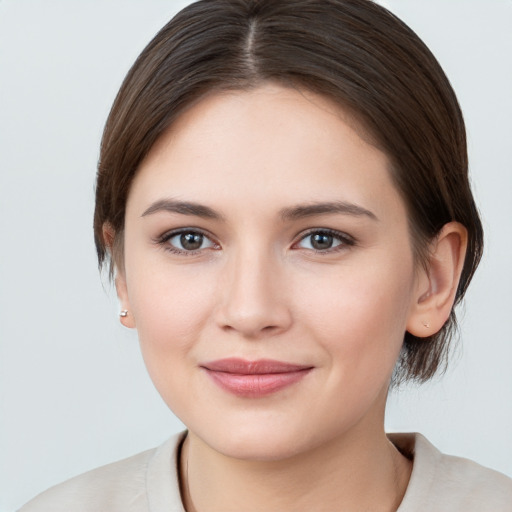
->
279;201;378;222
141;198;378;222
141;199;225;220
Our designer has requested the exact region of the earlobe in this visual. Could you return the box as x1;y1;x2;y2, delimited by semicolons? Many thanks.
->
115;273;136;329
407;222;468;338
102;222;136;329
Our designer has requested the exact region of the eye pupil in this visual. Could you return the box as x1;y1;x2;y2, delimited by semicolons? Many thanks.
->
181;232;203;250
311;233;333;250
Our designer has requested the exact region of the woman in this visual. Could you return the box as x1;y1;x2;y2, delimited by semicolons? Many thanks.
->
19;0;512;510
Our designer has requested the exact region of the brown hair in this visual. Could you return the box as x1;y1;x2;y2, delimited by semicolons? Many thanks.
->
94;0;483;383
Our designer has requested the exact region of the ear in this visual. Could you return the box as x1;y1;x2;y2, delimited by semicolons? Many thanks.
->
102;223;136;329
407;222;468;337
115;272;136;329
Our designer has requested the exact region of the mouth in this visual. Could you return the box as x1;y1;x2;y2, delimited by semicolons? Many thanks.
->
200;358;314;397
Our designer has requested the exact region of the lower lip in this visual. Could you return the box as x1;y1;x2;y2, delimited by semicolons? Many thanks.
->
203;368;312;397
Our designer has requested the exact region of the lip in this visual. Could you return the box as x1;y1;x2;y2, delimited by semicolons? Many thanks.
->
201;358;313;397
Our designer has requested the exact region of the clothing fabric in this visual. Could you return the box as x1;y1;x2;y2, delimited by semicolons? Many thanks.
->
19;431;512;511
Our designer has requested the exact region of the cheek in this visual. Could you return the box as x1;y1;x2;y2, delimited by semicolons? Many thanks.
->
298;260;414;376
125;259;217;378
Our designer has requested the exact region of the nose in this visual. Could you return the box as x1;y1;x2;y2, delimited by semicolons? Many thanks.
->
214;248;293;339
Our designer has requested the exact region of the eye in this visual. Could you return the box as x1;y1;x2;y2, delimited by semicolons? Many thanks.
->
295;229;354;252
158;229;218;254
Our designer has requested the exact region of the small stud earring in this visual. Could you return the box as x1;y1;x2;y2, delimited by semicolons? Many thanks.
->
120;310;128;317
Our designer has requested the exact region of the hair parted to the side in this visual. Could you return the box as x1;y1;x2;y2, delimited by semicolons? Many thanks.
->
93;0;483;384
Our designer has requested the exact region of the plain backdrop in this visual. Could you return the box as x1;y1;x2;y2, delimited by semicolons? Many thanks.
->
1;1;511;510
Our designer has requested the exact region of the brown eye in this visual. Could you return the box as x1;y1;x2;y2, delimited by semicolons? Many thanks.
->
165;230;216;253
180;232;204;250
311;233;334;250
296;230;353;252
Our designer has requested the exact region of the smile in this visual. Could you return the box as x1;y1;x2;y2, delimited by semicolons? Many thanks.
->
201;358;314;398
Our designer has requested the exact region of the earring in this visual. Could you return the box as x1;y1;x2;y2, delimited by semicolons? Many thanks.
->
120;310;128;317
422;321;430;328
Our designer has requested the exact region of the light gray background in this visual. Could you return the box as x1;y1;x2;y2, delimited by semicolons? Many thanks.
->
1;1;511;510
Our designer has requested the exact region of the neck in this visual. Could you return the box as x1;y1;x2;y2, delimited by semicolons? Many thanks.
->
179;421;412;512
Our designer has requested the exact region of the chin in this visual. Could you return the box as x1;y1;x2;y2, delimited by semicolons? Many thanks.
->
192;417;321;462
218;434;303;462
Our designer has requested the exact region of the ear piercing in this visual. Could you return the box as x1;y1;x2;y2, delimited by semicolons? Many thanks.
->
120;310;129;317
422;321;430;328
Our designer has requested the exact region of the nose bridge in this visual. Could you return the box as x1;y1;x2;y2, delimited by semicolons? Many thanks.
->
216;241;291;337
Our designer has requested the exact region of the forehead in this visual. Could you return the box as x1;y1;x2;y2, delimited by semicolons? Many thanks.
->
148;84;379;161
129;84;403;222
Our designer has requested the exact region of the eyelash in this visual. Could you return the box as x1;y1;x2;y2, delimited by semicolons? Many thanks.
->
294;228;356;254
154;228;356;256
154;228;219;256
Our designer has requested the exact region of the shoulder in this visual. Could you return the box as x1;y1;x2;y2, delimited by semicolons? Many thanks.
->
390;432;512;512
18;432;187;512
18;448;156;512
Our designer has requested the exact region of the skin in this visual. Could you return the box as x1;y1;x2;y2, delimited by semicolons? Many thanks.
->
113;84;467;511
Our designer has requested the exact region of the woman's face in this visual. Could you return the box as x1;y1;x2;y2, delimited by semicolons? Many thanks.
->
119;84;422;460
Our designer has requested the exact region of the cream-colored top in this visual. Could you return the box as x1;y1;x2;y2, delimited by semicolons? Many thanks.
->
19;431;512;511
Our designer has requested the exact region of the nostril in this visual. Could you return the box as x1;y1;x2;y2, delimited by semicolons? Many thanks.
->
218;315;289;339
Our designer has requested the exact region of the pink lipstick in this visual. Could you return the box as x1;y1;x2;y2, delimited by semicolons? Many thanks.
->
201;358;313;397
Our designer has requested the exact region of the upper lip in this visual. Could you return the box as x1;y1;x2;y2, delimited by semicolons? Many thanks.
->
201;358;313;374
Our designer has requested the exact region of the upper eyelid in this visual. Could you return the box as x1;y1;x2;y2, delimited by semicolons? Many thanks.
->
156;227;217;243
295;228;355;243
154;227;355;248
155;228;220;256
